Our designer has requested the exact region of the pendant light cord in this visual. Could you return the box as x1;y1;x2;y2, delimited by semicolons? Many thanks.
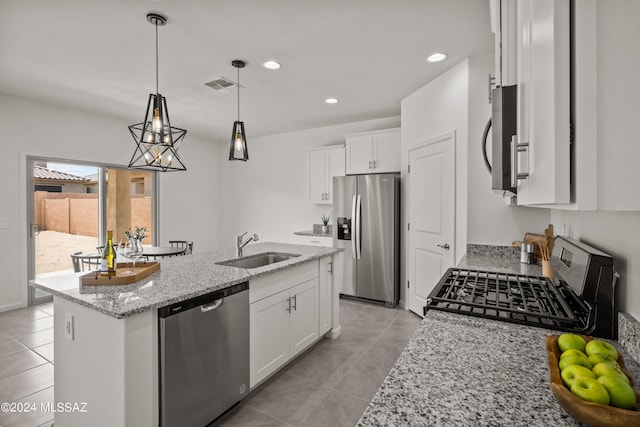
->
155;21;159;95
237;65;240;121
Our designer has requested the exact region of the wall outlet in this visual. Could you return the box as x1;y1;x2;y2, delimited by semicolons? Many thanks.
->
0;217;7;229
65;313;74;340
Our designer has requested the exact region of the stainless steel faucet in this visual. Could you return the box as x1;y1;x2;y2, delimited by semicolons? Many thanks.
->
236;232;259;257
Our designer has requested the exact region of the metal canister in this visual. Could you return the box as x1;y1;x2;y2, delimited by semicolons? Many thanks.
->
520;242;536;264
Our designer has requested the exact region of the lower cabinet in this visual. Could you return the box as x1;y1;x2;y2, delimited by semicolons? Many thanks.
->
318;257;333;336
249;262;321;388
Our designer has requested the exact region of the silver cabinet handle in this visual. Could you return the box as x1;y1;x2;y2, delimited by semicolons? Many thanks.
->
292;294;297;311
437;243;450;250
286;297;291;312
373;160;377;169
368;160;372;169
510;135;529;188
328;261;333;274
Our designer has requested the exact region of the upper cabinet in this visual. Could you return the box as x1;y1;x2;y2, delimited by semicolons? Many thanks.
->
344;128;401;175
307;145;345;204
513;0;571;206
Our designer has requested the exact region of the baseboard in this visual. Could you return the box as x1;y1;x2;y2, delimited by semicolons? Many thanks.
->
0;301;27;314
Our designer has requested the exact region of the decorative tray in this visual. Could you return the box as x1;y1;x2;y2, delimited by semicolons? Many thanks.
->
547;334;640;427
80;262;160;286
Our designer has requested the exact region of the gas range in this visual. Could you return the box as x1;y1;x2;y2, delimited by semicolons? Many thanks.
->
424;237;618;339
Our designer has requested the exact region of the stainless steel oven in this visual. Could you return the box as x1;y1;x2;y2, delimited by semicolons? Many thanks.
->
425;237;619;339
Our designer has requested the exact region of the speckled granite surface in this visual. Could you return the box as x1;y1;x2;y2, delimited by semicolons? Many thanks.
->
293;229;333;238
358;245;640;426
357;310;640;427
31;242;340;319
620;313;640;364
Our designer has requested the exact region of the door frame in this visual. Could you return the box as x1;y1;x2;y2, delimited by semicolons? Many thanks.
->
406;131;457;316
24;155;159;306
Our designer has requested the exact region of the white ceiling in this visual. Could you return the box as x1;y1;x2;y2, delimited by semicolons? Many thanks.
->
0;0;493;142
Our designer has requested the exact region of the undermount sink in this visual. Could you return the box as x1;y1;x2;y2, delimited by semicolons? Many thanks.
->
216;252;300;269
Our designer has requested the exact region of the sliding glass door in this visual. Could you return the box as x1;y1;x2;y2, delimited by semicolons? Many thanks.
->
27;158;157;305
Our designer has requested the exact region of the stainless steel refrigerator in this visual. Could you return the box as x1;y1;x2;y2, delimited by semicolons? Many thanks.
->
332;173;400;307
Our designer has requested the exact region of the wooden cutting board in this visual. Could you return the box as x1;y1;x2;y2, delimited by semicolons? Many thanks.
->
80;261;160;286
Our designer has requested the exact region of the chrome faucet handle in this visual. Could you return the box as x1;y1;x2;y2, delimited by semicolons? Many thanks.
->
251;234;259;241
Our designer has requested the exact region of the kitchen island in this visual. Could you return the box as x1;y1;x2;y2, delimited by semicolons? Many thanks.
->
358;246;640;426
32;242;341;427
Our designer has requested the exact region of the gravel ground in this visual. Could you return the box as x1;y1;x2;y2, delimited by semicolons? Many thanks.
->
36;230;100;274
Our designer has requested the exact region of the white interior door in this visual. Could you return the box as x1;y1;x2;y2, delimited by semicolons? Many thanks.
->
407;132;455;316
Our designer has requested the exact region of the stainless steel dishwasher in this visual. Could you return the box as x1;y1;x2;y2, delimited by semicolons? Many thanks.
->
158;282;249;427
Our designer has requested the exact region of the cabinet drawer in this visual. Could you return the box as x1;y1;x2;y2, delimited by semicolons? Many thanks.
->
249;261;318;304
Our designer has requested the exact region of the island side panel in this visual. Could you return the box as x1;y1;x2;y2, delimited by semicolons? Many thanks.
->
53;296;156;427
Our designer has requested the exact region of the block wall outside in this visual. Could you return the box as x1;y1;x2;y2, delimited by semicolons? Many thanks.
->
36;192;152;239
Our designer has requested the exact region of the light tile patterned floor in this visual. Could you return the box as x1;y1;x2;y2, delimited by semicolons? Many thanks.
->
215;298;422;427
0;302;55;427
0;298;422;427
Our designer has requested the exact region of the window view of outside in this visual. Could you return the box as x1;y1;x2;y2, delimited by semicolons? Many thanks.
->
34;161;153;275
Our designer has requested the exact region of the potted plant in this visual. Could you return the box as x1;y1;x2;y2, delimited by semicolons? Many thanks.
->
321;214;330;234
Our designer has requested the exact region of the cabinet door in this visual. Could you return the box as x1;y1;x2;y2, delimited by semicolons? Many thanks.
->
373;130;401;173
289;279;319;358
250;289;291;388
346;135;373;175
307;150;326;204
325;147;345;203
318;257;333;335
515;0;570;205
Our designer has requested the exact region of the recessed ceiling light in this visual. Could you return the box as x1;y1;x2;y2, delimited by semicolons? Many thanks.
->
325;98;339;104
426;52;447;63
262;60;281;70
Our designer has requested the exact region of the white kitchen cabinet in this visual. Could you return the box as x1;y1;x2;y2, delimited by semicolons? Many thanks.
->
249;289;291;387
490;0;517;87
318;257;333;336
294;234;332;247
249;261;320;388
289;279;319;357
307;145;345;204
513;0;571;205
344;128;400;175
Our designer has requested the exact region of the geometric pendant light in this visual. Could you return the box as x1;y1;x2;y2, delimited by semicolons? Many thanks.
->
229;60;249;161
128;13;187;172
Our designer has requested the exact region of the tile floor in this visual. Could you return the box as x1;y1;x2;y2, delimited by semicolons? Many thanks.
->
0;298;422;427
0;301;55;427
215;298;422;427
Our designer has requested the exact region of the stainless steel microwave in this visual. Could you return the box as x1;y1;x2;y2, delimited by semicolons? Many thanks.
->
491;85;517;195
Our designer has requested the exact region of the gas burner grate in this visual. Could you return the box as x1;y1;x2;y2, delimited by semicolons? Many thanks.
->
426;268;588;331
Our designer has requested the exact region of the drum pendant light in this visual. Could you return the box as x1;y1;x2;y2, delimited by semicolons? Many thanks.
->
229;60;248;161
128;13;187;172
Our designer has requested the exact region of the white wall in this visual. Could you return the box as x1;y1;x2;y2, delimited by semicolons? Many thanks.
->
466;56;551;244
0;93;221;311
550;210;640;318
215;116;401;246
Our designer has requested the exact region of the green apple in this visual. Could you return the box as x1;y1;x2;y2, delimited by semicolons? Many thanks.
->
561;364;596;388
571;377;611;405
558;334;586;353
559;355;593;371
585;339;619;361
587;353;620;370
561;349;588;360
592;362;630;385
597;375;637;409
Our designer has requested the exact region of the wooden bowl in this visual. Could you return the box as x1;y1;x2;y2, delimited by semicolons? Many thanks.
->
547;334;640;427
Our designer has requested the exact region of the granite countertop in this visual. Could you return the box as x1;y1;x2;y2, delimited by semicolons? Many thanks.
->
294;230;333;238
358;244;640;426
31;242;340;319
358;310;640;426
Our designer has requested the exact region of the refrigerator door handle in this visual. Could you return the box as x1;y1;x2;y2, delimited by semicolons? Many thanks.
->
351;195;357;259
355;194;362;260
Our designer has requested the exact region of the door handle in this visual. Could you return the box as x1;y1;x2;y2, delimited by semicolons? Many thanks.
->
355;195;361;260
286;297;291;312
437;243;450;250
292;294;297;311
351;195;357;259
201;298;223;312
